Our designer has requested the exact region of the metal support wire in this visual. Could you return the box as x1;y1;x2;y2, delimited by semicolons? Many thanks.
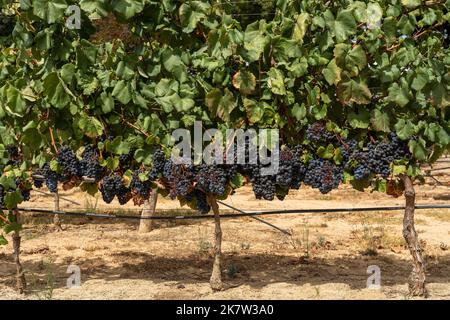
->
32;189;81;206
217;200;292;235
424;173;444;186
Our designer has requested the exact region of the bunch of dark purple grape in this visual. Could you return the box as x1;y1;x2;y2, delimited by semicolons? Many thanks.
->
42;163;60;193
5;144;21;167
130;169;153;199
162;161;194;199
306;123;336;143
342;133;411;181
57;145;81;177
276;146;306;190
148;149;167;180
304;158;343;194
119;149;135;171
185;189;210;214
99;175;126;204
80;145;104;181
250;167;276;200
195;165;231;197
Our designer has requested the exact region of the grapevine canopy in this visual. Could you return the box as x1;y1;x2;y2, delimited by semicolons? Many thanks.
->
0;0;448;212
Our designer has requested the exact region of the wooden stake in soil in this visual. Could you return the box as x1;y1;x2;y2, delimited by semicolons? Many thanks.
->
12;210;26;293
208;195;223;291
53;191;63;231
401;174;427;297
138;189;158;233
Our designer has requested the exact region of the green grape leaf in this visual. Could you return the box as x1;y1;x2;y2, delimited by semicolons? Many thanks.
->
134;149;153;165
348;109;370;129
333;9;357;43
4;190;23;210
33;0;67;24
0;176;17;189
243;98;264;124
408;138;427;161
43;72;71;108
106;137;131;155
98;92;114;114
179;1;210;33
243;21;267;62
388;82;411;107
337;76;371;105
104;157;120;171
395;119;416;139
78;115;104;138
371;109;391;132
317;144;335;159
322;59;341;85
230;173;245;189
205;88;237;123
291;103;306;121
372;179;387;193
112;80;132;105
292;12;310;42
232;70;256;95
393;165;407;175
6;85;26;116
111;0;144;21
267;68;286;95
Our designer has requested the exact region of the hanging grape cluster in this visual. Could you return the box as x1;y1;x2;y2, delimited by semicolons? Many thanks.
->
99;175;126;204
0;145;32;208
12;123;410;213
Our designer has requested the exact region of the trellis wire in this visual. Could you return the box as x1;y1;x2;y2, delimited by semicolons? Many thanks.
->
32;189;81;206
424;172;445;186
217;200;292;235
4;204;450;221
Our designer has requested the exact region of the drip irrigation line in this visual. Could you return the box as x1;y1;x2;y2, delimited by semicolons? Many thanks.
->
4;204;450;221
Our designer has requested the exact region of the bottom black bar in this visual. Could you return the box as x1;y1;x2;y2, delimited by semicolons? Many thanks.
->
0;300;442;318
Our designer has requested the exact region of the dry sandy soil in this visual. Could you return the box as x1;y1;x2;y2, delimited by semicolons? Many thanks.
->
1;161;449;300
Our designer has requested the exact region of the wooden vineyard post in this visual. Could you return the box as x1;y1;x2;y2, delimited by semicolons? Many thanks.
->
53;190;63;231
138;189;158;233
12;209;26;293
401;174;427;297
207;195;223;291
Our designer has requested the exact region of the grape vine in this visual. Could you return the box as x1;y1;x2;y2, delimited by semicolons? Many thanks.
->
0;0;448;246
